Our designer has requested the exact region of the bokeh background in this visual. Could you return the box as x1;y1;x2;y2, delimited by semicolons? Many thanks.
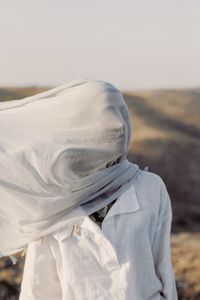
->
0;1;199;299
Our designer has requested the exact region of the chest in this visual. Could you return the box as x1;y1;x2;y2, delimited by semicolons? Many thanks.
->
53;207;160;300
50;184;161;299
88;199;156;249
66;202;156;269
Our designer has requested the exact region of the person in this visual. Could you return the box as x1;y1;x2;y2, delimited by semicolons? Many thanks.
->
0;79;178;300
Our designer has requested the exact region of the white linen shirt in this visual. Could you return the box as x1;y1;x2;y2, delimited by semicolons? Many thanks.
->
19;169;178;300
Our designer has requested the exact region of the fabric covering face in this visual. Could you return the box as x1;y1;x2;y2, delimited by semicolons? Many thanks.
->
0;78;140;257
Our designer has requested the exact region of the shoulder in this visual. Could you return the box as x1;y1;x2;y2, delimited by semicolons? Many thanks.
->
134;169;172;220
135;168;164;195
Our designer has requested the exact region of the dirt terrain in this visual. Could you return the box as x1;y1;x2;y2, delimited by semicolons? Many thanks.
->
124;89;200;233
0;86;199;299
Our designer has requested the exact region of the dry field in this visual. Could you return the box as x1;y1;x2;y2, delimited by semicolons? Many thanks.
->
0;87;200;299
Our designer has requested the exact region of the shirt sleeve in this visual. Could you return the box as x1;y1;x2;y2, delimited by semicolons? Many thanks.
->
151;179;178;300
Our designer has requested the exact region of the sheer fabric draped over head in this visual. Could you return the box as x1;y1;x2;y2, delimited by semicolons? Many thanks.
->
0;79;140;257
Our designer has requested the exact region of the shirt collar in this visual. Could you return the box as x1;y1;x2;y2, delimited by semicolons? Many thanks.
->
103;182;140;221
52;182;140;242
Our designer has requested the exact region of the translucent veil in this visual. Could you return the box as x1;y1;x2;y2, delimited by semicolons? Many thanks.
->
0;79;140;257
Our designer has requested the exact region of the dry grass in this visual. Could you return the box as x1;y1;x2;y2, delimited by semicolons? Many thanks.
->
171;233;200;300
124;90;200;233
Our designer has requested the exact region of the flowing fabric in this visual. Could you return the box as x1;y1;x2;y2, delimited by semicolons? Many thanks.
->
0;78;140;257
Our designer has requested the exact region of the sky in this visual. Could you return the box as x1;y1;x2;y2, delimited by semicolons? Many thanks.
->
0;0;199;90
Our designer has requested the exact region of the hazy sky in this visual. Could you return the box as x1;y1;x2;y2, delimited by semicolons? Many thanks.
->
0;0;199;90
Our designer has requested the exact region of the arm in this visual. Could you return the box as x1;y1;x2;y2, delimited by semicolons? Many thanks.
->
151;180;178;300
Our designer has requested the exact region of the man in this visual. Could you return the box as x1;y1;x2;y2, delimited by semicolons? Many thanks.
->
0;79;178;299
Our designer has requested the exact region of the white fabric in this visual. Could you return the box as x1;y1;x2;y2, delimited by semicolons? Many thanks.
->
0;79;140;257
19;170;178;300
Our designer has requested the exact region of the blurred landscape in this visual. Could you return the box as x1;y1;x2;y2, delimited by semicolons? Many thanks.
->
0;87;199;300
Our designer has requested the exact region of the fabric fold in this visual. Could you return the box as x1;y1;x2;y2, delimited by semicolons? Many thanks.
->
0;78;140;257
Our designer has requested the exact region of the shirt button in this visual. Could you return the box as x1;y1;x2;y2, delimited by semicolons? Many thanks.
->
72;223;82;236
